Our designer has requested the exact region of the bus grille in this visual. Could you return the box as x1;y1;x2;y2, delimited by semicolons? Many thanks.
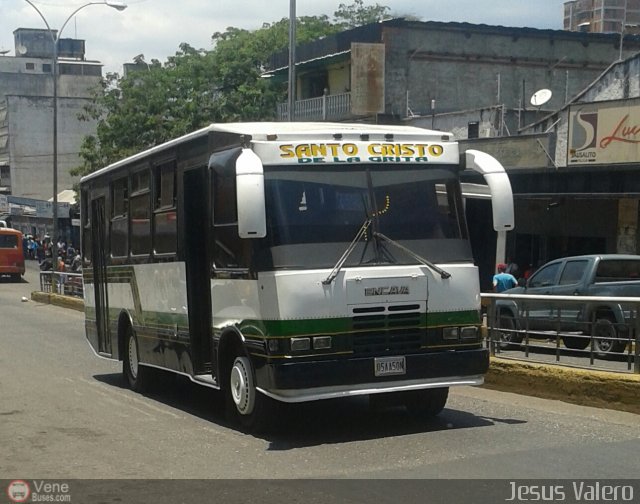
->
350;303;423;356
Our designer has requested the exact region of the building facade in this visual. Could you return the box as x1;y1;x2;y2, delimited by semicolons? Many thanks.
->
266;19;640;134
564;0;640;33
0;28;101;201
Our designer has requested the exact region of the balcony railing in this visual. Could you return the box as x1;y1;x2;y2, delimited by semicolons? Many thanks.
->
277;92;352;121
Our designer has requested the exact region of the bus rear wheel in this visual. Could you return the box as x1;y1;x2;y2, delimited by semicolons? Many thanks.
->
123;326;151;393
225;353;278;433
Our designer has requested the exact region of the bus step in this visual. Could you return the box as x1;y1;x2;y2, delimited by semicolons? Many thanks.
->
191;374;218;389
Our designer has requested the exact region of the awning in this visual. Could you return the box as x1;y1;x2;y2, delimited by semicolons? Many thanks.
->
262;50;351;81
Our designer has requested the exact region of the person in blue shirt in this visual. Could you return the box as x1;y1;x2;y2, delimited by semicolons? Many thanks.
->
493;263;517;292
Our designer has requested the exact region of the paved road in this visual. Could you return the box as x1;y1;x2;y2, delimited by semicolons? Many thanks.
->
1;262;640;491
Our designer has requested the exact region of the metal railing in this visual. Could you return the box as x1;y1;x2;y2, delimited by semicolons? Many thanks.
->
482;292;640;374
39;271;84;298
277;92;352;121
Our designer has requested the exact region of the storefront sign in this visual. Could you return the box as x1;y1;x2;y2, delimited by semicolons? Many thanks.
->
568;99;640;165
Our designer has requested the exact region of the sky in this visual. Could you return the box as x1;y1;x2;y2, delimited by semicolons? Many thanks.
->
1;0;566;75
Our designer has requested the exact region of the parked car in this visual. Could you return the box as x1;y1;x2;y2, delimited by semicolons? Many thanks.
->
494;254;640;355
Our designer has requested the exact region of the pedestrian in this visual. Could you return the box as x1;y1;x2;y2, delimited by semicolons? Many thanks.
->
493;263;518;293
56;255;67;294
505;257;520;277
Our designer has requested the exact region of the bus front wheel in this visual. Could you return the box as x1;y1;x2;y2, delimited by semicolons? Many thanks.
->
225;353;278;433
123;326;151;393
403;387;449;419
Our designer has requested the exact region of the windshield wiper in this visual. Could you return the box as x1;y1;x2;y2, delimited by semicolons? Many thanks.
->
373;232;451;279
322;218;372;285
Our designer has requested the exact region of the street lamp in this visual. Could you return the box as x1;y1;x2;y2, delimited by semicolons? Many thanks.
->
287;0;296;121
22;0;127;260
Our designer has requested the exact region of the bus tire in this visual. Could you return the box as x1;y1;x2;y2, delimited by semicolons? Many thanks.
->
403;387;449;419
224;352;278;433
123;326;151;393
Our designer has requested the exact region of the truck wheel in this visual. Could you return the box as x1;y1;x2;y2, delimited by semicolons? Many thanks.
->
592;318;627;356
496;313;521;349
225;352;278;433
403;387;449;419
562;335;589;350
123;326;151;392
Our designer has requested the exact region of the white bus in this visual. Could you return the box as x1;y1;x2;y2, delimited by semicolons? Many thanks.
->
80;122;513;431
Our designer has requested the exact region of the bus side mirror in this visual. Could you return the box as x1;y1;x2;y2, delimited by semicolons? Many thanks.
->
465;150;514;232
236;148;267;239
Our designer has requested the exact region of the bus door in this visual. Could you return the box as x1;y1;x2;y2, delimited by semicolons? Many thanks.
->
183;166;212;374
91;196;111;355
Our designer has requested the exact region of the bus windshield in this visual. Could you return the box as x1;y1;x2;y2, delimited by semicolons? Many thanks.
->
262;165;471;268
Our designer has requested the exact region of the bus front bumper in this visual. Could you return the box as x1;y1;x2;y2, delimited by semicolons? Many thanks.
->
255;348;489;403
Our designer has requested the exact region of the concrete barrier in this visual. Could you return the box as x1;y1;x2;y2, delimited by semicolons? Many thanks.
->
485;357;640;415
30;291;639;415
31;291;84;312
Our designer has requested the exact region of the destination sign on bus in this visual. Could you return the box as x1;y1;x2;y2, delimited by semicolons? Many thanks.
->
253;141;457;165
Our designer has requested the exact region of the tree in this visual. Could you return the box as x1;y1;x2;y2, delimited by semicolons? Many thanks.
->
334;0;391;29
73;43;219;178
74;2;389;179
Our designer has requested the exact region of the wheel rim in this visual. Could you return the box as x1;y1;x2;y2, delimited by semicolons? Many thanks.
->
230;356;255;416
594;320;615;353
498;316;515;344
128;334;139;379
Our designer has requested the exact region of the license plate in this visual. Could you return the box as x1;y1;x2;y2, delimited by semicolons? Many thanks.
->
374;356;406;377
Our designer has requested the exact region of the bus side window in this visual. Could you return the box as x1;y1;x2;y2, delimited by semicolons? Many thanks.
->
212;166;249;270
81;189;92;266
130;168;151;257
153;161;177;256
110;177;129;258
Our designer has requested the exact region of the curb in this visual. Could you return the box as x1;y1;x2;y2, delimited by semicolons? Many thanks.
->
28;292;639;415
31;291;84;312
484;357;640;415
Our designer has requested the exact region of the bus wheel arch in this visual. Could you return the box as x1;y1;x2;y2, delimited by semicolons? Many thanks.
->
117;311;135;362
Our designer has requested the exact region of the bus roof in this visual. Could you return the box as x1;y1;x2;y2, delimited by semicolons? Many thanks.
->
81;122;455;183
0;227;23;237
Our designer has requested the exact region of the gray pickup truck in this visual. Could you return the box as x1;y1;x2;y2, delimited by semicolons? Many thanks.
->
494;254;640;355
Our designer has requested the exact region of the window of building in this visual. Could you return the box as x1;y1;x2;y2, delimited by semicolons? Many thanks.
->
25;62;35;71
42;63;52;73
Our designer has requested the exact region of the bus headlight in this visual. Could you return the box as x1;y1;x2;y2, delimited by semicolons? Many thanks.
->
461;326;479;340
313;336;332;350
443;327;459;340
290;337;311;352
